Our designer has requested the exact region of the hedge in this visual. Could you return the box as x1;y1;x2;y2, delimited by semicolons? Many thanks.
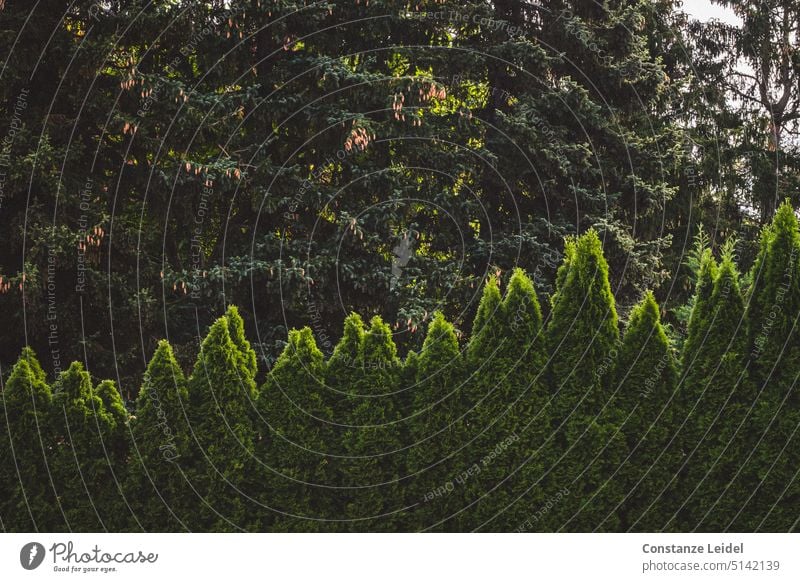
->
3;206;800;532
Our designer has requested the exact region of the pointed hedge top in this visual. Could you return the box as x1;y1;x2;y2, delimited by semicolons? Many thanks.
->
693;249;718;312
614;290;676;412
4;356;52;406
329;312;365;369
575;229;611;281
715;252;741;292
710;252;746;350
682;250;718;363
364;315;398;365
202;316;234;351
95;379;128;428
770;199;800;242
471;274;502;339
281;327;325;368
418;312;461;376
549;228;619;341
190;315;259;401
422;312;459;350
53;361;93;402
502;267;543;336
147;339;183;374
632;290;659;323
19;346;47;384
468;276;503;361
624;291;665;344
138;339;187;412
551;235;577;309
225;305;258;378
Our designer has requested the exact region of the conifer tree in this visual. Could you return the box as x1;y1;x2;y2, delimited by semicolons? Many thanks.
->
460;275;504;527
324;313;366;425
406;313;464;530
666;249;718;529
499;270;553;531
20;346;47;384
0;350;58;531
610;292;678;531
680;250;719;376
675;248;751;530
257;328;333;532
468;276;503;352
545;230;625;531
127;340;191;531
51;362;118;531
225;305;258;380
396;349;420;477
460;270;550;531
665;250;718;530
91;379;132;530
747;200;800;390
547;230;620;419
343;316;403;531
185;316;258;531
320;313;366;527
738;202;800;531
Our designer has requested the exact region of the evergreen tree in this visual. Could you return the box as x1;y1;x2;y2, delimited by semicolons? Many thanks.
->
675;248;751;530
406;313;464;530
324;313;366;425
225;305;258;380
92;379;132;530
461;269;550;531
127;340;191;531
610;292;678;531
0;0;687;389
698;3;800;222
460;275;504;528
547;230;620;420
545;230;625;532
0;350;58;531
747;201;800;390
738;201;800;530
185;316;257;531
668;247;719;531
468;276;503;354
342;316;404;531
680;250;719;378
321;312;366;528
51;362;119;531
20;346;47;384
257;328;332;532
662;249;716;530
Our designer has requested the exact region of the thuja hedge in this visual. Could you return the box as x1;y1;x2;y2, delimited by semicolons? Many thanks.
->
2;204;800;532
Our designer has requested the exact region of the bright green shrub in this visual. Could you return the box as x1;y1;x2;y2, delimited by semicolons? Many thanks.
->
185;316;258;531
127;340;191;531
257;327;332;531
0;350;58;531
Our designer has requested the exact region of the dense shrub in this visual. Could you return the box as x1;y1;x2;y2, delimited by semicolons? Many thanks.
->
126;340;191;531
3;212;800;532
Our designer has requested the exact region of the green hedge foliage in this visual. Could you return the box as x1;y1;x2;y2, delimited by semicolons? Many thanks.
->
3;206;800;532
